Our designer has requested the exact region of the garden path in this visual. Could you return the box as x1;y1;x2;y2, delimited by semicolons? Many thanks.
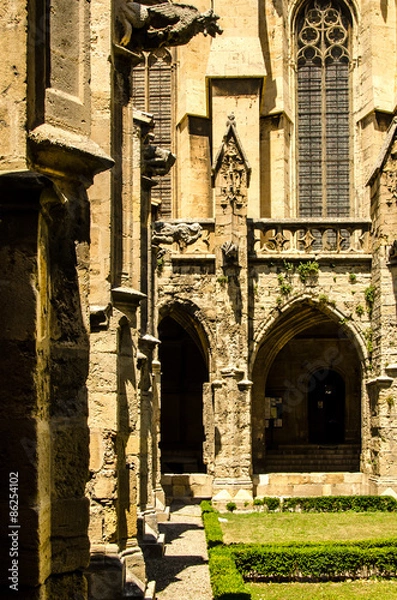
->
146;501;213;600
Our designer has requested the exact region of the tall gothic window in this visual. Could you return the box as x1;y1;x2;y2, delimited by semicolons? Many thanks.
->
297;0;351;217
132;48;173;217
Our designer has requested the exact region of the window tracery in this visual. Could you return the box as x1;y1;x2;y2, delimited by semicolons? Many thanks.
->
297;0;351;217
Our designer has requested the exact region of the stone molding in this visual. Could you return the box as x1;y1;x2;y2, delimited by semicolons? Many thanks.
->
28;124;114;187
111;286;147;322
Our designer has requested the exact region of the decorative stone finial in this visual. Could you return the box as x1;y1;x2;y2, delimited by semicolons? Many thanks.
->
226;113;236;128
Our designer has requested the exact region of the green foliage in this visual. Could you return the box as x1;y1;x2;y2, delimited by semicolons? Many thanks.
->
263;497;281;511
230;541;397;581
200;501;224;548
227;502;237;512
278;274;292;296
280;495;397;513
241;495;397;514
200;500;215;514
364;328;373;354
355;304;365;317
156;256;164;273
282;496;397;512
209;546;251;600
201;502;251;600
297;260;319;283
218;275;229;286
365;285;375;316
318;293;329;304
349;273;357;283
283;260;294;274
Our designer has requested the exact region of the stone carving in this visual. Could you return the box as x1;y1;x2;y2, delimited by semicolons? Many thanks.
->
221;241;239;265
115;0;222;50
152;221;202;250
212;114;251;210
143;132;176;177
389;240;397;264
385;169;397;206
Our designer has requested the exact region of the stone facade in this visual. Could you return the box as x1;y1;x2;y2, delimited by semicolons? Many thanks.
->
2;0;397;599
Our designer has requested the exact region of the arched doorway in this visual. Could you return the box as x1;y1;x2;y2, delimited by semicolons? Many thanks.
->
308;369;345;444
251;303;363;473
158;315;208;473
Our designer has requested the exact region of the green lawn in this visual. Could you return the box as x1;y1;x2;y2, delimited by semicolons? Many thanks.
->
220;511;397;545
218;511;397;598
249;580;397;600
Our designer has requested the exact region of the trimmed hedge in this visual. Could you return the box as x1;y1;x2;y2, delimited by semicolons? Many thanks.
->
275;495;397;513
200;502;251;599
209;546;251;600
200;500;224;548
200;498;397;594
231;541;397;581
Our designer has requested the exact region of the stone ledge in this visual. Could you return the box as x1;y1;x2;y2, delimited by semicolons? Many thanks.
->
28;123;114;186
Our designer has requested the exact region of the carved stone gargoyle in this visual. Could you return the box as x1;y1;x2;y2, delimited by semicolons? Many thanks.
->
143;132;176;177
115;0;222;50
152;221;203;250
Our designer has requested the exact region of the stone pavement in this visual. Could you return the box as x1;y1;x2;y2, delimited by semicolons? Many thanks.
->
146;502;213;600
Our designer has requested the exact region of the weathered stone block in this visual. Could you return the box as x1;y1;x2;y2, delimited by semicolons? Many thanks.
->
52;497;90;538
51;421;89;498
51;535;90;574
92;473;116;501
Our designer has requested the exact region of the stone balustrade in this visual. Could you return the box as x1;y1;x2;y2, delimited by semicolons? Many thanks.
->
249;218;372;257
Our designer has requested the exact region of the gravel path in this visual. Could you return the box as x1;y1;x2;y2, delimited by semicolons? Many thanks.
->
146;502;213;600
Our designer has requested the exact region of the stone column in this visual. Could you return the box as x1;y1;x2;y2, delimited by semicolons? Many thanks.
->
0;124;112;599
367;119;397;495
210;117;254;507
0;173;52;600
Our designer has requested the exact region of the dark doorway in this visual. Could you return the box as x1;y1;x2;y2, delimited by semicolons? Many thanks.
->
158;316;208;473
308;369;345;444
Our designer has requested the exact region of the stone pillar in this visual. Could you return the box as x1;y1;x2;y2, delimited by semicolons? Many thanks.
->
0;173;51;600
211;372;253;508
367;118;397;495
0;129;112;599
210;116;253;506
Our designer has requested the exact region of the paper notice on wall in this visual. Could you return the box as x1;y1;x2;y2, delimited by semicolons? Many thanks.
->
265;397;271;419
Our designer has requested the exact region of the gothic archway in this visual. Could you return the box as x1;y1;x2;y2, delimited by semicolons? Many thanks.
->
251;301;364;473
158;315;209;473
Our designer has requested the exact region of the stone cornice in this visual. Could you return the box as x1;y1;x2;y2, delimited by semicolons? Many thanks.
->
27;124;114;187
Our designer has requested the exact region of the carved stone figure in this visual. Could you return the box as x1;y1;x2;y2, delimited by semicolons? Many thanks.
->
152;221;202;249
143;132;176;177
115;0;222;50
212;114;251;210
389;239;397;263
221;241;239;265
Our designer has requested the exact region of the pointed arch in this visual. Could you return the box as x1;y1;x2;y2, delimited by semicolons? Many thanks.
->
158;299;214;374
157;300;213;474
250;294;368;379
251;297;365;473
